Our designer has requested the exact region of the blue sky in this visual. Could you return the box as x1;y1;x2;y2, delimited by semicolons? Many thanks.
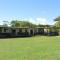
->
0;0;60;25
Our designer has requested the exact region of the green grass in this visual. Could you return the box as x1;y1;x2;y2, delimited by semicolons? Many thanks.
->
0;36;60;60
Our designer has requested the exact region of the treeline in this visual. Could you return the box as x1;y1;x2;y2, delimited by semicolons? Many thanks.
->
2;20;50;28
1;16;60;28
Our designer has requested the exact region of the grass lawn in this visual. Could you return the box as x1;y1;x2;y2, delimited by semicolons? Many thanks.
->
0;36;60;60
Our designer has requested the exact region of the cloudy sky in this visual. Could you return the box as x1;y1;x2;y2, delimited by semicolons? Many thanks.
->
0;0;60;25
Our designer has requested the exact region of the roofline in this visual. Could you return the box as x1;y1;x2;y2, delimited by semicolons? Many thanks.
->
0;26;60;29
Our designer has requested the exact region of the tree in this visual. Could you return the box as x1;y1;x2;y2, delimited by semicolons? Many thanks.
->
10;20;20;27
3;21;9;27
10;20;37;28
54;16;60;21
54;16;60;27
55;21;60;27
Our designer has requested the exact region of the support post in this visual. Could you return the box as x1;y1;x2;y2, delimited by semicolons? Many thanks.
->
27;28;31;36
2;28;4;33
15;29;19;35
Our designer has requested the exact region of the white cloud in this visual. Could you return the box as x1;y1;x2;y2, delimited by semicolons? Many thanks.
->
0;17;55;25
49;21;56;25
36;17;48;25
27;17;55;25
28;18;36;24
21;18;37;24
27;17;49;25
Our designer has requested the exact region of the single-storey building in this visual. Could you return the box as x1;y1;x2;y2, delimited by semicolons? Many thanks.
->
0;26;60;38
